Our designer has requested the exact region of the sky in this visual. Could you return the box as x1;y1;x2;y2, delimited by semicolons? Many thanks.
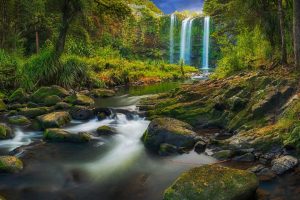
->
151;0;204;14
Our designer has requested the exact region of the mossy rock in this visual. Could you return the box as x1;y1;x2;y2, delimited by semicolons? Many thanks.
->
212;150;234;160
8;88;28;103
43;128;91;143
0;99;6;111
70;106;94;120
44;95;62;106
0;156;23;173
19;107;50;118
163;165;259;200
0;91;5;99
159;143;178;156
0;124;14;140
65;94;94;106
90;89;116;98
8;115;31;126
31;85;69;103
54;102;71;110
96;125;117;136
37;111;71;129
142;117;197;153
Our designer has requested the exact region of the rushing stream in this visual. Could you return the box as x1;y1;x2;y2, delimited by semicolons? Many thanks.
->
0;82;215;200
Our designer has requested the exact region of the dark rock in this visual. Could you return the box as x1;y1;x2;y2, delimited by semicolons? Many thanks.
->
70;106;94;120
159;143;178;156
43;95;62;106
54;102;71;110
233;153;255;162
0;124;14;140
94;108;113;120
8;115;31;126
194;141;207;154
96;125;117;136
212;150;233;160
43;128;91;143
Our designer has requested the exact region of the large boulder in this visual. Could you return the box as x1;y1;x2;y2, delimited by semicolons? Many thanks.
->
163;165;259;200
65;94;94;106
37;111;71;129
31;85;69;103
43;128;91;143
141;117;197;153
8;115;31;126
0;99;6;111
19;107;50;118
0;156;23;173
271;155;298;175
94;108;114;120
70;106;94;120
8;88;28;103
0;124;14;140
89;89;116;98
43;95;62;106
96;125;117;136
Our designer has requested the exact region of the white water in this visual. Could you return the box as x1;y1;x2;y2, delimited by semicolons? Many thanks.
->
186;18;194;65
202;16;210;70
180;17;191;63
169;13;176;63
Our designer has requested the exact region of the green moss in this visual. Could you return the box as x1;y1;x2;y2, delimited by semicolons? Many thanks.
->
43;95;62;106
65;94;94;106
90;89;116;97
37;111;71;129
31;86;69;103
96;125;116;135
0;156;23;173
8;116;31;125
0;124;13;140
0;99;6;111
163;165;259;200
44;128;91;143
8;88;28;103
19;107;50;118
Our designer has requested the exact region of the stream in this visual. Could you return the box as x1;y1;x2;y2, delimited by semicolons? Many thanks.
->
0;82;215;200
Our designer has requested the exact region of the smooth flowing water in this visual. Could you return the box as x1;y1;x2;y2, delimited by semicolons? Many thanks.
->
202;16;210;70
169;14;176;64
185;18;194;65
180;17;191;63
0;83;215;200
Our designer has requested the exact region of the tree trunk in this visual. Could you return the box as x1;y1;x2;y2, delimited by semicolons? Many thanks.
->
35;29;40;54
278;0;287;64
294;0;300;69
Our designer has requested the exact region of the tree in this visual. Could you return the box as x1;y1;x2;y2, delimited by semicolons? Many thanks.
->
294;0;300;69
278;0;287;64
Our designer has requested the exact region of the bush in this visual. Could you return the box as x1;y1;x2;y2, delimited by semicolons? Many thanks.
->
0;49;20;90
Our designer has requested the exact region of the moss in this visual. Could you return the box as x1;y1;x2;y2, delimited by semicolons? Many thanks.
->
43;95;62;106
31;86;69;103
0;99;6;111
0;124;13;140
8;116;31;126
212;150;233;160
65;94;94;106
44;128;91;143
19;107;50;118
163;165;259;200
96;125;116;135
8;88;28;103
0;156;23;173
37;111;71;129
90;89;116;98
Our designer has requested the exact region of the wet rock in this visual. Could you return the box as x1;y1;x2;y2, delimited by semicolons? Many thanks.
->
0;156;23;173
19;107;50;118
256;168;276;181
0;124;14;140
233;153;255;162
31;85;69;103
8;115;31;126
37;111;71;129
65;94;94;106
54;102;71;110
0;99;6;111
229;96;248;112
212;150;233;160
43;95;62;106
8;88;28;103
159;143;178;156
142;117;197;153
248;164;266;173
271;155;298;175
96;125;117;136
43;128;91;143
194;141;207;154
163;165;259;200
70;106;94;120
94;108;113;120
89;89;116;98
214;132;233;140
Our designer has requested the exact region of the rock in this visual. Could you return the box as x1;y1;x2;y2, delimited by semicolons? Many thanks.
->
27;101;39;108
0;156;23;173
90;89;116;98
31;85;69;103
19;107;50;118
142;117;197;153
0;99;6;111
8;103;24;110
194;141;207;154
70;106;94;120
65;94;94;106
159;143;178;156
8;88;28;103
8;115;31;126
54;102;71;110
95;108;113;120
0;124;14;140
248;164;266;173
271;155;298;175
37;111;71;129
96;125;117;135
43;128;91;143
233;153;255;162
163;165;259;200
212;150;233;160
230;96;248;112
43;95;62;106
256;168;276;181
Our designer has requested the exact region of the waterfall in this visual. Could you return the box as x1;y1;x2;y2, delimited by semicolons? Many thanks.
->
180;17;191;63
185;18;194;65
202;16;210;69
169;14;176;63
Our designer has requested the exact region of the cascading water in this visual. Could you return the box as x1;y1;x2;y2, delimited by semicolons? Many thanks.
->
185;18;194;65
169;13;176;63
180;17;191;63
202;16;210;70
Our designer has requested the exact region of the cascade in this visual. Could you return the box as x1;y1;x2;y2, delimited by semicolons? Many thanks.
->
202;16;210;69
169;13;176;63
180;17;191;63
185;18;194;65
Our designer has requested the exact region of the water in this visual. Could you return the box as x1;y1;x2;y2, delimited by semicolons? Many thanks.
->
180;17;191;63
169;13;176;63
202;16;210;70
185;18;194;65
0;83;216;200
